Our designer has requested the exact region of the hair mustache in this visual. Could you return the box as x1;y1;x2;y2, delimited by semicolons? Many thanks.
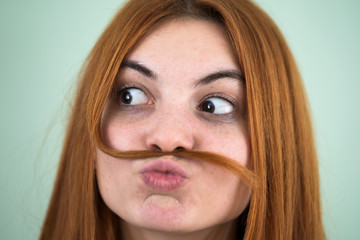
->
101;148;258;189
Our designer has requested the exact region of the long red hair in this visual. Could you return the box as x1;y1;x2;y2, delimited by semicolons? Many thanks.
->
40;0;325;239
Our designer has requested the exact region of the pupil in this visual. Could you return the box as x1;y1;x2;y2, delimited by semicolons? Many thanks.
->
122;91;132;104
202;101;215;113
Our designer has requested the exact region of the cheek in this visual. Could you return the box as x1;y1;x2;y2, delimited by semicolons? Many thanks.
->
96;151;119;197
196;163;252;222
95;150;133;213
195;129;252;219
103;118;143;151
204;124;251;167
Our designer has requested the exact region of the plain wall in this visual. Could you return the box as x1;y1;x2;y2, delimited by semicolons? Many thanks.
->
1;0;359;239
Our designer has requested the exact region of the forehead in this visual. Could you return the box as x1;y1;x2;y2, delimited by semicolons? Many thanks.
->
126;18;238;75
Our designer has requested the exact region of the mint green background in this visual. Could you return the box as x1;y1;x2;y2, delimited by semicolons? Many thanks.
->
1;1;359;239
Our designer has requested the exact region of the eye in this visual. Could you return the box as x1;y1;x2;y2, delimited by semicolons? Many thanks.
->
118;88;149;105
200;97;234;114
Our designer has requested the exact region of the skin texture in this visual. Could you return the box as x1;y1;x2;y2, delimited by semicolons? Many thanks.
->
96;19;252;240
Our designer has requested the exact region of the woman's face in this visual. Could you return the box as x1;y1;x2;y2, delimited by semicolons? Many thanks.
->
96;19;251;236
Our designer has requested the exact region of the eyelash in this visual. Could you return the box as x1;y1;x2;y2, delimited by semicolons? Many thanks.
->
114;83;152;111
114;84;237;117
200;93;235;108
115;83;138;96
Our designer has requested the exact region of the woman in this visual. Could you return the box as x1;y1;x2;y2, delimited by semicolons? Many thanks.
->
40;0;325;239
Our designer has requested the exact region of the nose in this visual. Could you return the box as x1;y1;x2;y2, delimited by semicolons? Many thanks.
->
145;111;195;152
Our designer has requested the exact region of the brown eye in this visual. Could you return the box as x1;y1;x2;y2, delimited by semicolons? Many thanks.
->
118;88;148;105
200;97;234;114
121;90;132;104
201;100;215;113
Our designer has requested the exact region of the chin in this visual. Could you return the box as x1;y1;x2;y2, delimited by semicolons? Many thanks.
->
134;199;191;232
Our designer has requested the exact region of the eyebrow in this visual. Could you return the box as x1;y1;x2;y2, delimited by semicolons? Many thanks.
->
194;70;244;87
120;60;244;85
120;60;157;79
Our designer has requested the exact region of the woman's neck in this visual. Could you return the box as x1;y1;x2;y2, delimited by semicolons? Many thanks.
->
120;219;238;240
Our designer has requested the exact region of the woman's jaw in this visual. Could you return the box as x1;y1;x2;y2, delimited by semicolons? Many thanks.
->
95;18;252;239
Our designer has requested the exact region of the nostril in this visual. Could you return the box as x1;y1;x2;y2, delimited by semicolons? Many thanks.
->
174;146;185;152
150;145;185;152
150;144;162;152
145;128;195;152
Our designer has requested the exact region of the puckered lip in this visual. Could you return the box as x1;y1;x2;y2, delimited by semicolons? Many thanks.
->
140;158;188;191
140;158;188;178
